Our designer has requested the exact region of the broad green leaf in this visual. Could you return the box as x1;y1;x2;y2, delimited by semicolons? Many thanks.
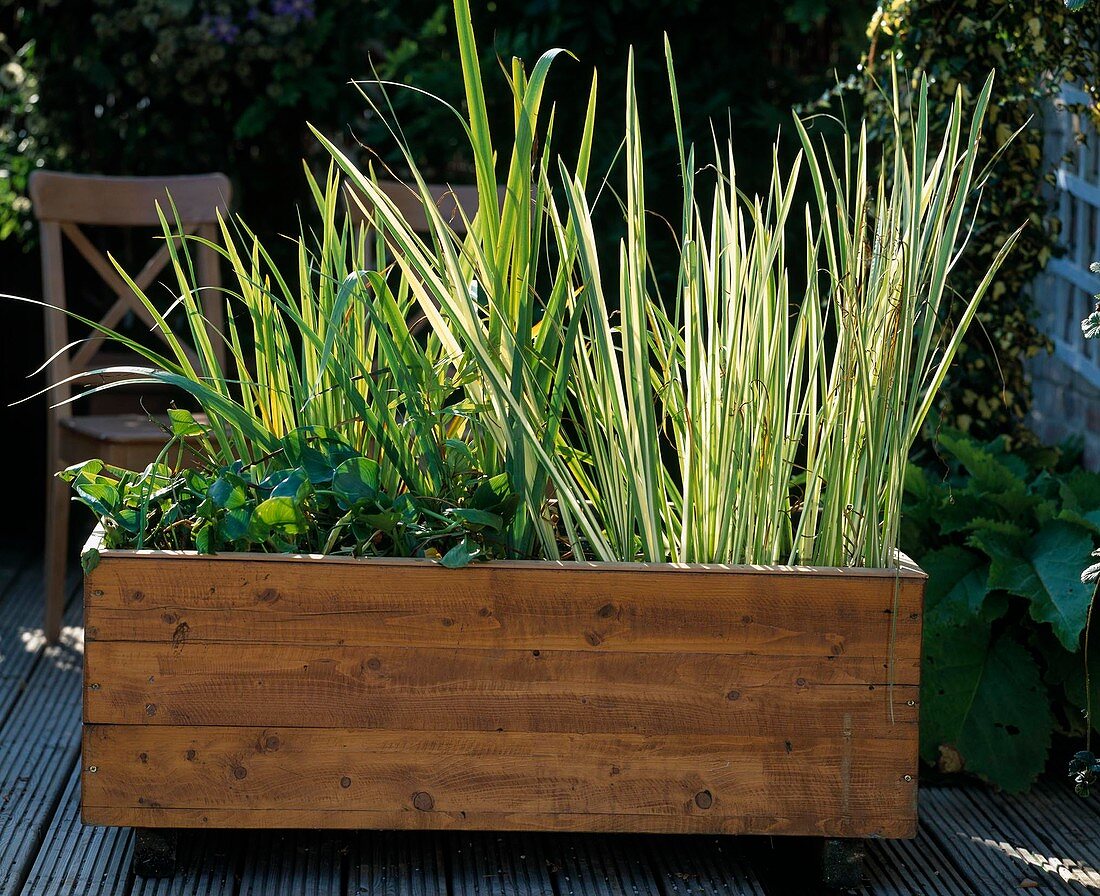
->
440;540;475;568
921;546;990;628
269;467;312;502
359;511;402;534
921;625;1052;792
167;408;204;438
974;521;1096;648
1026;521;1096;650
251;497;308;537
447;507;504;531
219;507;252;542
209;475;248;511
333;457;381;508
1060;469;1100;515
195;522;214;554
938;428;1027;496
80;548;101;574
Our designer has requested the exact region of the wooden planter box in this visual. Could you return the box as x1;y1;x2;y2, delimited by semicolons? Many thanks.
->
81;532;924;853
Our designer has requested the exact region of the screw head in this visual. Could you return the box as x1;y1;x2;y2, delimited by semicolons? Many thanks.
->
87;765;98;774
902;774;913;783
89;683;100;691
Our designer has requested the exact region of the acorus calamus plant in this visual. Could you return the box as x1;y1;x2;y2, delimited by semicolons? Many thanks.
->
42;0;1019;570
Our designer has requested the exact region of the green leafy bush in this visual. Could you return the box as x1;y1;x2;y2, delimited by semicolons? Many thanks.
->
904;431;1100;790
63;421;517;565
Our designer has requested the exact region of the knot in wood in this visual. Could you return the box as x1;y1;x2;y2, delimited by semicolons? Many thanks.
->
412;791;434;811
694;790;713;809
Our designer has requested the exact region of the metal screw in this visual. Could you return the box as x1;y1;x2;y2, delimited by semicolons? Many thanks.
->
906;700;916;706
87;766;98;774
902;774;913;783
89;683;100;691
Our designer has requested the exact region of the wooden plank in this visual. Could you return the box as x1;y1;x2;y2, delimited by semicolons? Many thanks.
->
85;555;923;660
921;786;1095;895
83;641;919;733
129;832;239;896
352;830;446;896
81;725;917;838
15;765;131;896
237;831;345;896
449;832;554;896
0;593;84;896
645;835;767;896
29;170;230;228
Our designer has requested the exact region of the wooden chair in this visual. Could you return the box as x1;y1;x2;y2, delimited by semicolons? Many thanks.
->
29;170;231;643
346;180;503;267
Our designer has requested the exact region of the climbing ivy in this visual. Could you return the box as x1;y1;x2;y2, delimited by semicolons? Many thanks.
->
822;1;1100;439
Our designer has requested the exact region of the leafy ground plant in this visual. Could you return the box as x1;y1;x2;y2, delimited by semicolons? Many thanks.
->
63;423;517;566
904;430;1100;790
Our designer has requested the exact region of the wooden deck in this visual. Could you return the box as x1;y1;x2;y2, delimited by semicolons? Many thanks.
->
1;547;1099;895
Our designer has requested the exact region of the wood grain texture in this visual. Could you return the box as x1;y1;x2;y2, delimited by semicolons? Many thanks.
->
81;546;923;840
84;641;918;732
29;170;230;226
81;725;918;838
84;554;923;660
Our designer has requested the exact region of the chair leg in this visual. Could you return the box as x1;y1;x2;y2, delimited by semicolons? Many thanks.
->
44;469;69;644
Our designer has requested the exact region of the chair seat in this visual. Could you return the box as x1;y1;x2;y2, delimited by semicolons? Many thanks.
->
59;413;207;471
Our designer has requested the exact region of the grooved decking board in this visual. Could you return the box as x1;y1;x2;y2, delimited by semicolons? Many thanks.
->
81;725;917;837
351;831;446;896
449;833;554;896
0;590;83;896
0;564;60;727
971;782;1100;889
237;831;346;896
129;832;239;896
647;836;767;896
16;765;131;896
84;554;924;660
860;820;978;895
544;835;661;896
83;642;919;732
921;786;1099;894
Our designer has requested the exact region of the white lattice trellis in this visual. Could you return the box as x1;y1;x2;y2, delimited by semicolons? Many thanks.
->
1028;84;1100;463
1041;86;1100;379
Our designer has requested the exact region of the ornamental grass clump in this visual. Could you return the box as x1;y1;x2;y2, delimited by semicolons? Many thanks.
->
46;0;1018;568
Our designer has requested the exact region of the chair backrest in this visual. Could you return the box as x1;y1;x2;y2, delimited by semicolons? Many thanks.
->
345;180;490;238
29;171;232;414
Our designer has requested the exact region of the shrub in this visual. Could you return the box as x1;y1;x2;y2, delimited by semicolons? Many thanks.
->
904;431;1100;790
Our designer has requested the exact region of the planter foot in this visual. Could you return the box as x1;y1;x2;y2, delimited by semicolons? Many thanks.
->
819;838;865;890
132;829;177;878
